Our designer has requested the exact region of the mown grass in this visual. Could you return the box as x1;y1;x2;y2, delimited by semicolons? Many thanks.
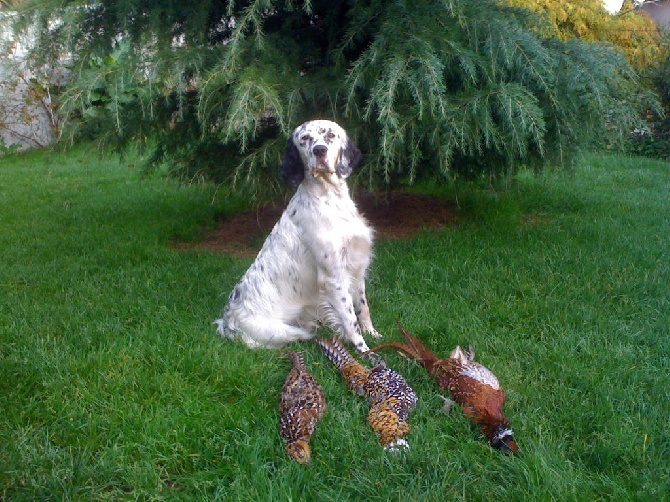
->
0;146;668;501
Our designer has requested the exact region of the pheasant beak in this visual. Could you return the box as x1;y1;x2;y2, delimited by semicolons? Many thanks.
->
499;437;519;455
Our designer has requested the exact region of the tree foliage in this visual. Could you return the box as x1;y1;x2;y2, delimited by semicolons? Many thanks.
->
503;0;663;69
11;0;645;193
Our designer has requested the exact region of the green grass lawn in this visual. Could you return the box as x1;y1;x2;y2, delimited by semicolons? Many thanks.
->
0;146;668;501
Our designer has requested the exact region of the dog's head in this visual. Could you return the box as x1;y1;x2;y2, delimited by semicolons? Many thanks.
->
280;120;362;187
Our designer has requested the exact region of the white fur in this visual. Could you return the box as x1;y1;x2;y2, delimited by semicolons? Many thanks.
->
215;120;382;352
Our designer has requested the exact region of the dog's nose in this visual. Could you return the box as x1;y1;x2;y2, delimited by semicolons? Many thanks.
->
312;145;328;158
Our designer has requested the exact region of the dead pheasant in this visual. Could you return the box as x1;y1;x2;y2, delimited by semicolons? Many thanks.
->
370;321;518;454
278;351;327;463
317;337;417;451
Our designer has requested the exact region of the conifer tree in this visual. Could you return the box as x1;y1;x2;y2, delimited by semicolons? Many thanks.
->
10;0;643;193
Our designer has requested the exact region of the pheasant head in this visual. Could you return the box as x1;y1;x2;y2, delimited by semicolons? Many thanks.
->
488;423;518;454
285;439;312;464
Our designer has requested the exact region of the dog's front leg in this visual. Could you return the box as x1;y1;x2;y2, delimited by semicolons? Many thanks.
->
317;263;370;353
351;277;382;340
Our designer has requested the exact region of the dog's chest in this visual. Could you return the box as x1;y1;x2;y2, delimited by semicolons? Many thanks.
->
323;195;372;246
291;188;371;240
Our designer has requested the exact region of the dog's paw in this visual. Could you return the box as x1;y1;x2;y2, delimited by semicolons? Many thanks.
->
368;328;383;339
354;339;371;354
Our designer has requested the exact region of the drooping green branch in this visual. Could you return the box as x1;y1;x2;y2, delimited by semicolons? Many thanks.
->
9;0;647;195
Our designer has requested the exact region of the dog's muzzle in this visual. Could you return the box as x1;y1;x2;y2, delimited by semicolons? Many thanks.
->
310;144;335;176
313;145;328;158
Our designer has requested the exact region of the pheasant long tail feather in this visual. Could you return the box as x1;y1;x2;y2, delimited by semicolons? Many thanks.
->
285;350;305;369
366;341;417;357
395;320;440;371
368;321;440;373
317;337;355;371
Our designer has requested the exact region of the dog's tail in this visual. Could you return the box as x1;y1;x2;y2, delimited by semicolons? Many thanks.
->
214;318;231;338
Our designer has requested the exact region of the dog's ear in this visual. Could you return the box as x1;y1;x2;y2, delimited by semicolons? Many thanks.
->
336;137;362;178
280;138;304;187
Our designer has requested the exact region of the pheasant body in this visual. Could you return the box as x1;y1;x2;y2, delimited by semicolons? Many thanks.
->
317;337;417;451
278;351;327;463
371;322;518;454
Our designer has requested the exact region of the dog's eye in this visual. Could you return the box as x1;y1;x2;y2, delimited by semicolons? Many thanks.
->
326;132;336;140
300;134;312;142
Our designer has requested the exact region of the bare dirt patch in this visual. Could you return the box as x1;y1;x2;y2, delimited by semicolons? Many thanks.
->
177;192;459;256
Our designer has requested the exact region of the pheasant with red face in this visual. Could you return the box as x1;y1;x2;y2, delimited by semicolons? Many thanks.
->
370;321;518;454
278;351;327;463
317;337;417;451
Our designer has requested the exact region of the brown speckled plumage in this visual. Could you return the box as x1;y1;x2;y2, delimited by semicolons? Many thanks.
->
317;337;417;451
370;321;518;454
278;351;327;463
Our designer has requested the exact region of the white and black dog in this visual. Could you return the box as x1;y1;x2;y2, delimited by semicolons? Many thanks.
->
215;120;382;352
